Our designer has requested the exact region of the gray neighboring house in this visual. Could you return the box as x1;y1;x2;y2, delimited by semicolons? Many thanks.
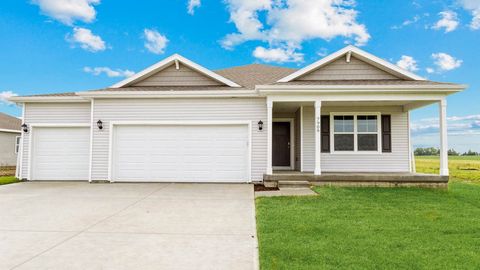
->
0;112;21;167
9;46;466;185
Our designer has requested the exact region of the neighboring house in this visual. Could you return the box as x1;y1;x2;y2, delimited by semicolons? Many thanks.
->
0;112;21;167
10;46;466;184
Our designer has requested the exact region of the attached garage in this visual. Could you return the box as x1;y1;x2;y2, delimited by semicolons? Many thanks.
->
31;126;90;180
111;123;250;182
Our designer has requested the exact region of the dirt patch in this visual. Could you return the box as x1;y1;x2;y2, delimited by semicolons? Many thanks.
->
254;184;279;192
0;166;16;177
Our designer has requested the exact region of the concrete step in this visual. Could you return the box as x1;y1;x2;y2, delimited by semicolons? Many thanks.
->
278;180;310;188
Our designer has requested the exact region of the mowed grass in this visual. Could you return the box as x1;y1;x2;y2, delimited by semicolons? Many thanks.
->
0;176;19;185
415;155;480;182
256;182;480;269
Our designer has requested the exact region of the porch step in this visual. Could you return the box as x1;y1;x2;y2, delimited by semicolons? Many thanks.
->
278;180;310;188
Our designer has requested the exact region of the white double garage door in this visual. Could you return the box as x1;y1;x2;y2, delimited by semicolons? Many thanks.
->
31;124;250;182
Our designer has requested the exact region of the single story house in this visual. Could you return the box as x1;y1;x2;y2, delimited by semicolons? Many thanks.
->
0;112;21;167
10;46;466;185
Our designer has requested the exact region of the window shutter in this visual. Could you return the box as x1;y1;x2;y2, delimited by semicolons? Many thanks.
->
321;116;330;153
381;115;392;152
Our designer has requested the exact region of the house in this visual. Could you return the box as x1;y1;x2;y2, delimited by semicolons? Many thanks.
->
0;112;21;167
9;46;466;185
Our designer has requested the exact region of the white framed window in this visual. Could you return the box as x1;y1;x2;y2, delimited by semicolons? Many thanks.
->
15;136;21;154
330;113;381;154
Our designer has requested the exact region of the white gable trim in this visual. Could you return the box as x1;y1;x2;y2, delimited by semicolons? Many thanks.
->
111;54;241;88
277;45;425;82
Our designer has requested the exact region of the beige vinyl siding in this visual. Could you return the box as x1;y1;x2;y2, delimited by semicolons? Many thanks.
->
20;103;91;179
132;64;223;87
296;56;399;81
302;106;410;172
91;98;267;181
0;132;19;166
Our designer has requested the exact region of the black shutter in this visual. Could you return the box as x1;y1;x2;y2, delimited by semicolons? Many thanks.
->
381;115;392;153
321;116;330;153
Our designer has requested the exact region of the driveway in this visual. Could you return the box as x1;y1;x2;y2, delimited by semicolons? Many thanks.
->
0;182;257;270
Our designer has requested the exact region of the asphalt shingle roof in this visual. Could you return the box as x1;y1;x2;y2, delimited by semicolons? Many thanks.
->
0;112;21;131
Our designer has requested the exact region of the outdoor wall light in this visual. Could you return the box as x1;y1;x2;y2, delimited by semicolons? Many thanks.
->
258;120;263;131
21;123;28;133
97;120;103;130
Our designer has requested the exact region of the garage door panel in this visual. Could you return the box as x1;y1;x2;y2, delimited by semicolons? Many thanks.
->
113;125;249;182
32;127;90;181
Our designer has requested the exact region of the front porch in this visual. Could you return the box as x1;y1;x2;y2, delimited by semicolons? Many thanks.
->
264;171;449;188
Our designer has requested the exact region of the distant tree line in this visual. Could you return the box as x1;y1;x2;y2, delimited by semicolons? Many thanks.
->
414;147;480;156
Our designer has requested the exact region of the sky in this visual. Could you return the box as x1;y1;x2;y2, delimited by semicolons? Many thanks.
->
0;0;479;152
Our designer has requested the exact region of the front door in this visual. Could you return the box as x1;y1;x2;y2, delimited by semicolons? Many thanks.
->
273;122;291;167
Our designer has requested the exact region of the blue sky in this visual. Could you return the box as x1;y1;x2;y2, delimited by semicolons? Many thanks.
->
0;0;479;152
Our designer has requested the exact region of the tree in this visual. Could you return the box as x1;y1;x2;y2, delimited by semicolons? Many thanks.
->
462;150;480;156
448;149;460;156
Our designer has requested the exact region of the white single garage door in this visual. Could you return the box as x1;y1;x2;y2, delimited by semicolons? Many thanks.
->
112;124;249;182
31;127;90;180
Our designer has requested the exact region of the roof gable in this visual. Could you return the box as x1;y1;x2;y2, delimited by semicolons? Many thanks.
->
111;54;241;88
278;45;425;82
0;112;21;131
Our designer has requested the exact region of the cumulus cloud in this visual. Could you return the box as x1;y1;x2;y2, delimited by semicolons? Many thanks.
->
221;0;369;63
396;55;419;72
187;0;201;15
83;67;135;78
143;29;168;54
432;11;459;33
0;91;18;106
426;53;462;73
32;0;100;25
253;46;304;63
67;27;106;52
411;114;480;136
459;0;480;29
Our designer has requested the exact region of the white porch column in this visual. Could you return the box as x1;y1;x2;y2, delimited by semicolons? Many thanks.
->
314;100;322;175
439;98;449;176
266;100;273;175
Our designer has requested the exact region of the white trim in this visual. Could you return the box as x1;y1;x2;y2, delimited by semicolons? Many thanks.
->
277;45;426;82
17;104;25;179
300;106;304;172
439;98;449;176
263;93;451;102
88;99;94;182
266;100;273;175
110;54;241;88
0;128;21;133
272;118;295;171
14;136;21;154
257;85;466;91
76;90;258;98
407;111;412;173
330;112;382;155
27;123;91;181
314;100;321;175
107;120;253;183
9;96;89;103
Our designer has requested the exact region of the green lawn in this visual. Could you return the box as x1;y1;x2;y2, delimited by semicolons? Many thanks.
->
415;155;480;182
0;176;20;185
256;181;480;269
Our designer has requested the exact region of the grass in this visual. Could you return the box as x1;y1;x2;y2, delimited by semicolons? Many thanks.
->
256;181;480;269
0;176;19;185
415;155;480;182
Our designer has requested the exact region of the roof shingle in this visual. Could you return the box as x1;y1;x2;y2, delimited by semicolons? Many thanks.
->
0;112;21;131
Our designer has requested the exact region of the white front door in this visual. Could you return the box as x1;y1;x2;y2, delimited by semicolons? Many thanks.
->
112;124;249;182
31;127;90;180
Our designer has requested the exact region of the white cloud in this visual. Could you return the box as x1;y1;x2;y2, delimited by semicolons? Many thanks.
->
83;67;135;78
32;0;100;25
391;15;422;29
432;11;459;33
187;0;201;15
412;114;480;136
396;55;419;72
67;27;106;52
459;0;480;29
429;52;463;72
0;91;18;106
143;29;168;54
221;0;369;63
426;67;435;74
253;46;304;63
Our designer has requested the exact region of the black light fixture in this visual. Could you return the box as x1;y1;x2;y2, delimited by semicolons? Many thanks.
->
258;120;263;131
97;120;103;130
21;123;28;133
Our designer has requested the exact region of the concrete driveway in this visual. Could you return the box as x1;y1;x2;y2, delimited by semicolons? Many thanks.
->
0;182;257;270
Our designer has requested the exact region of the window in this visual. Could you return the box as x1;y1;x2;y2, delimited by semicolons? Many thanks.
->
15;136;21;154
332;114;380;153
